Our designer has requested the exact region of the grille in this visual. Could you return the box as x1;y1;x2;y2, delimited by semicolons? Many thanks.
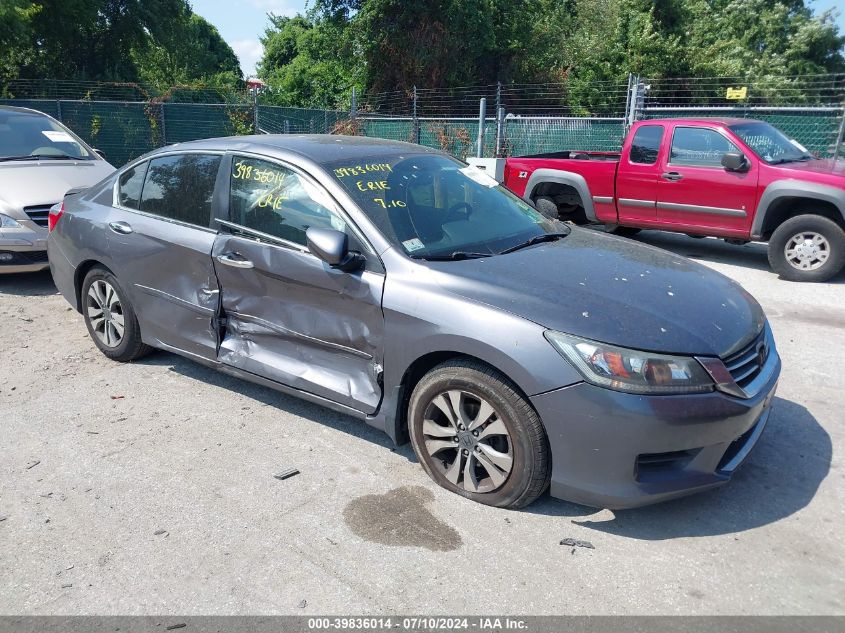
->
723;329;769;390
0;250;48;264
24;204;55;228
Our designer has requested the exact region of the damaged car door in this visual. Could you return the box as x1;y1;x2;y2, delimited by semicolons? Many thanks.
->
211;154;385;413
106;152;224;360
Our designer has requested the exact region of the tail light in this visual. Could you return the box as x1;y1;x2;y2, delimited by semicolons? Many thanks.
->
48;201;64;232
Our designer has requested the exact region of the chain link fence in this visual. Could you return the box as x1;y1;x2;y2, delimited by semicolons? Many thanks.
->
2;75;843;166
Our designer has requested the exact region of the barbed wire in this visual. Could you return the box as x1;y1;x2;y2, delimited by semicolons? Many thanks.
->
2;75;843;164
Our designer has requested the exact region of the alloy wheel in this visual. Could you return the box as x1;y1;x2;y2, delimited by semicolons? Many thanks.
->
784;231;830;271
421;389;514;493
86;279;125;348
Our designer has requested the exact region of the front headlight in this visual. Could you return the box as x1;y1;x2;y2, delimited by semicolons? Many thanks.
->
0;213;21;228
545;330;714;394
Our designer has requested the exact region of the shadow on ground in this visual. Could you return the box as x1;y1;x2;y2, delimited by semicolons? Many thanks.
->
140;351;417;462
530;396;831;539
144;350;830;540
631;230;845;283
0;270;58;296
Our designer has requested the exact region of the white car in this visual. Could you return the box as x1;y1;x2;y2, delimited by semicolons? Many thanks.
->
0;105;115;273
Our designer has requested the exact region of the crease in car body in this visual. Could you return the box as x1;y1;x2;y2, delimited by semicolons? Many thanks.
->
210;232;385;413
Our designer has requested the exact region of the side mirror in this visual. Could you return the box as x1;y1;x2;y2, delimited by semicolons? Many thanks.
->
306;227;364;272
721;152;749;172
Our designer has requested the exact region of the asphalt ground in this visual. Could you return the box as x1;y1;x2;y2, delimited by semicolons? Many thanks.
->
0;231;843;615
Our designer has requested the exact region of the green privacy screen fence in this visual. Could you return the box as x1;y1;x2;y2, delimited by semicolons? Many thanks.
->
2;100;842;168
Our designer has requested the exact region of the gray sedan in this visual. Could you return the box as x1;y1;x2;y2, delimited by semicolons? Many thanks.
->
47;135;780;509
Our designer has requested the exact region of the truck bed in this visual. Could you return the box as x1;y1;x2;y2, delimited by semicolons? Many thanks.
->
517;150;621;162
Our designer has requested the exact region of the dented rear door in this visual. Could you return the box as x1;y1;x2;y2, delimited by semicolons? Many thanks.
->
211;154;385;414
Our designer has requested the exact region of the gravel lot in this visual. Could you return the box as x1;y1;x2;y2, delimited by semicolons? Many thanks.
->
1;231;843;615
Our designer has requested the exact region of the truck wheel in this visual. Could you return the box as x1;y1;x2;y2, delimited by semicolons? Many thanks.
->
408;360;551;509
533;196;559;220
768;215;845;282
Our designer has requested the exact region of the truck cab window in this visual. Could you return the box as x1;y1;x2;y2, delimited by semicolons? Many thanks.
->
670;128;739;167
629;126;664;164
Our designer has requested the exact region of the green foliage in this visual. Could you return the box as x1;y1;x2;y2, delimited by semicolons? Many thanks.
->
257;12;361;108
0;0;243;89
256;0;844;109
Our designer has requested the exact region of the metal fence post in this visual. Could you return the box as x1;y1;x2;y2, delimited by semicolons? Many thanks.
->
495;106;506;157
476;98;487;158
160;102;167;146
253;88;259;134
834;103;845;162
412;85;420;144
625;75;640;131
351;86;357;119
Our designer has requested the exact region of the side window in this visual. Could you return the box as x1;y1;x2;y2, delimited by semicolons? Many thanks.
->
139;153;221;227
118;161;148;210
229;156;346;246
629;125;664;164
670;128;740;167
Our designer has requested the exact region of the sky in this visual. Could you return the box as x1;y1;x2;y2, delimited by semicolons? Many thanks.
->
191;0;310;77
191;0;845;79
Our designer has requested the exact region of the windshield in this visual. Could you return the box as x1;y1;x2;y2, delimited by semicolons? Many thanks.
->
328;153;562;258
0;110;93;160
728;121;812;165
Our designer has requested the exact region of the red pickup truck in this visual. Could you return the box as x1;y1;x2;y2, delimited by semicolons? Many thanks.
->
471;118;845;282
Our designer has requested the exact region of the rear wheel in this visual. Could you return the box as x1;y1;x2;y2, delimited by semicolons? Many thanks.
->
81;267;152;361
408;360;550;509
768;214;845;282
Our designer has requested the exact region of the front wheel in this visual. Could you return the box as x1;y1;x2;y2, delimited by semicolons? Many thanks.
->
768;214;845;282
408;360;551;509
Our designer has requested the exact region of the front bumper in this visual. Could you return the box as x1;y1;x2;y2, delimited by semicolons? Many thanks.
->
531;351;780;509
0;224;49;273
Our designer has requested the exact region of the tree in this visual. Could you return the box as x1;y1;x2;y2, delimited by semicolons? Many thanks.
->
132;13;242;88
1;0;243;89
0;0;40;82
257;12;359;108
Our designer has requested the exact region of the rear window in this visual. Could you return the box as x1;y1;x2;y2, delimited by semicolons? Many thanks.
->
629;125;663;164
117;162;148;210
139;153;221;227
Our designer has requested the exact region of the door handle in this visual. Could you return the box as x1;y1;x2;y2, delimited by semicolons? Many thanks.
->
661;171;683;182
216;253;254;269
108;221;133;234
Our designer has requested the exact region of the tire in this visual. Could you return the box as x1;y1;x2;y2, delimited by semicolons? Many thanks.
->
81;266;152;361
408;359;551;509
533;196;559;219
767;214;845;282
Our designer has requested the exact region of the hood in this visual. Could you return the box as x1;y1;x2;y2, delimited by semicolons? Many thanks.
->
0;160;115;216
426;228;766;358
770;158;845;181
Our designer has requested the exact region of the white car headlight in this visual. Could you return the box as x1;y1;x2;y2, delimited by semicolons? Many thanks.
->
0;213;22;228
545;330;715;394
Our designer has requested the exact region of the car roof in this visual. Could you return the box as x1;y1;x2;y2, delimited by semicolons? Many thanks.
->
0;105;52;117
155;134;439;166
643;117;764;127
